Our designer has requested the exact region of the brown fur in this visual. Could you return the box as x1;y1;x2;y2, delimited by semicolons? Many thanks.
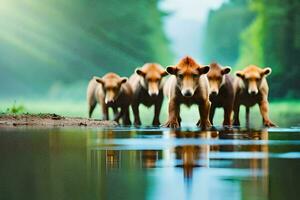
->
129;63;167;126
207;62;235;126
163;56;211;129
233;65;276;127
87;72;132;125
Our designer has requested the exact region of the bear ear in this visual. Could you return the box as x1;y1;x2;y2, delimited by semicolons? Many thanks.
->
198;65;210;74
135;68;146;77
120;77;128;84
94;76;104;84
262;67;272;76
221;66;231;75
235;71;245;79
166;66;178;75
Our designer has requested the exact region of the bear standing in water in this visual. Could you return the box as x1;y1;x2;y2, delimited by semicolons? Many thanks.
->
234;65;276;127
87;73;132;125
207;62;235;126
163;56;211;129
129;63;167;126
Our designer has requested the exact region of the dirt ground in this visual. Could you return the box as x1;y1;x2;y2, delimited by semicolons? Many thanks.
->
0;113;118;128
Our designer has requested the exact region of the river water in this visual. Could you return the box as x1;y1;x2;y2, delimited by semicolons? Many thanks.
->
1;127;300;200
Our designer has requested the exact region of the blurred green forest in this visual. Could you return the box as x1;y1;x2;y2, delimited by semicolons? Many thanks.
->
0;0;172;98
204;0;300;98
0;0;299;100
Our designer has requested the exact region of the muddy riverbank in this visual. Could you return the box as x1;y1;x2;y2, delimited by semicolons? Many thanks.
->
0;113;117;128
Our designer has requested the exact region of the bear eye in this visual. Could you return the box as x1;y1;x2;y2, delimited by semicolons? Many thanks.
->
178;74;184;79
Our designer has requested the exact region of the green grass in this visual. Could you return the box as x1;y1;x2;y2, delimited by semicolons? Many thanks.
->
0;99;299;127
4;101;26;114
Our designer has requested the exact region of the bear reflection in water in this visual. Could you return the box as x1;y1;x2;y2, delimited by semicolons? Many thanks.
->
89;129;268;182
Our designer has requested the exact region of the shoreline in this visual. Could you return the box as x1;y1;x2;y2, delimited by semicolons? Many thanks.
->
0;113;117;128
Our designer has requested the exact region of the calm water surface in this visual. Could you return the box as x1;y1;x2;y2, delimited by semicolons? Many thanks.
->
1;127;300;200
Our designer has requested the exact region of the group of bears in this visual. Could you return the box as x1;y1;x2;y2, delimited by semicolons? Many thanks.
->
87;56;276;128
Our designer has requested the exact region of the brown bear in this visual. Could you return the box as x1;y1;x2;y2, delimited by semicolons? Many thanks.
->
207;62;235;126
163;56;211;129
233;65;276;127
129;63;168;126
87;73;132;125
